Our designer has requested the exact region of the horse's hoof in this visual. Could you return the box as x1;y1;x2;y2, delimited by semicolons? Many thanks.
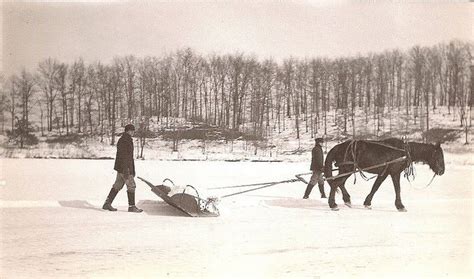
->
331;207;339;211
397;207;407;212
344;202;352;208
364;205;372;210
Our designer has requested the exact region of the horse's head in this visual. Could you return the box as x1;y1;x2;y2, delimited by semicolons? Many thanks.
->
428;142;445;175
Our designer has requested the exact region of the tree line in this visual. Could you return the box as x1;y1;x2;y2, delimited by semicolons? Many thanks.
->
0;40;472;148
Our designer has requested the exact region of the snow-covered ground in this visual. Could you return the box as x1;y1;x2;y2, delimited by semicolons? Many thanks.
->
0;158;472;278
2;107;474;165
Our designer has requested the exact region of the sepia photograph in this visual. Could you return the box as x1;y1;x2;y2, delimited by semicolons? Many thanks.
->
1;0;472;278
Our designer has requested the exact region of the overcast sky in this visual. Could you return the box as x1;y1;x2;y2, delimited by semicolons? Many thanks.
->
2;0;472;76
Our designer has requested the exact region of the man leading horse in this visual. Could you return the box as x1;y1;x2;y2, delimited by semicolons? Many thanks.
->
303;137;326;199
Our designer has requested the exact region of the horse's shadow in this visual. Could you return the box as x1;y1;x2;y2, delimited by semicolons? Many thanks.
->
261;197;397;212
262;197;331;211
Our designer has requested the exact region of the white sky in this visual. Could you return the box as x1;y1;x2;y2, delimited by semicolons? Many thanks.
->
2;0;472;76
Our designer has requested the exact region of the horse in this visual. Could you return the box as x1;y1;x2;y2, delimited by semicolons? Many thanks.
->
323;138;445;211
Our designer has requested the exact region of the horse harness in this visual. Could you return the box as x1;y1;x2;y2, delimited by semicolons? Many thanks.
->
337;140;415;183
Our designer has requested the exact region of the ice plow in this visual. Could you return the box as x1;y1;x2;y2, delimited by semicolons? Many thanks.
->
138;175;312;217
138;177;219;217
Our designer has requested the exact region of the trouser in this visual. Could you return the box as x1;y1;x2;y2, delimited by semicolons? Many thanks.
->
112;172;136;193
304;170;325;198
309;170;324;186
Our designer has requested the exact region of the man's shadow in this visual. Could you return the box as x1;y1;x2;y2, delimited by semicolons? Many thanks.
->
58;200;188;216
58;200;103;212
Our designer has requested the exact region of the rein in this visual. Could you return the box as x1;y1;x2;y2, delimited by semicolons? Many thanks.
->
408;172;437;190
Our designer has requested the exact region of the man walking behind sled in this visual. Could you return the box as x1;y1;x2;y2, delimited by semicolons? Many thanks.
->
303;137;326;199
103;124;143;213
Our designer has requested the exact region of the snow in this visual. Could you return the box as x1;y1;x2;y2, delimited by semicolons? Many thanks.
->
2;107;474;165
0;158;472;278
2;135;474;167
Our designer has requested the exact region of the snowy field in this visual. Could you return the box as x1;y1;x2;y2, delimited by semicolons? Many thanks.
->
0;158;472;278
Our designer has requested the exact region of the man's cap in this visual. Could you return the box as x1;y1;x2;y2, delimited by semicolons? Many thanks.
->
315;137;324;143
124;124;135;132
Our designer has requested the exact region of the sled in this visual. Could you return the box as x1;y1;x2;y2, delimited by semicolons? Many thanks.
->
137;177;219;217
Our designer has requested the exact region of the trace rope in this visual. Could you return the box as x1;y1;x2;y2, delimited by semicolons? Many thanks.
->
211;178;301;199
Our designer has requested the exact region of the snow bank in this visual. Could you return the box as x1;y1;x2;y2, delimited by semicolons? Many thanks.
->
2;136;473;169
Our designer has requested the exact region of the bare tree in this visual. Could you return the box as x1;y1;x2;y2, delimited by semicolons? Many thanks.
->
16;70;36;148
7;76;18;133
119;56;137;120
0;74;9;133
108;60;123;145
38;58;60;132
69;58;86;133
228;54;253;131
56;63;69;135
83;65;97;135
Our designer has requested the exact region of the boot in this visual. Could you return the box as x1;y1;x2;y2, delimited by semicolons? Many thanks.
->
318;183;327;198
303;183;314;199
127;191;143;213
103;188;119;211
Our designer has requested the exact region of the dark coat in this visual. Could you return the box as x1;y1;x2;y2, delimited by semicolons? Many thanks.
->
310;143;324;171
113;132;135;176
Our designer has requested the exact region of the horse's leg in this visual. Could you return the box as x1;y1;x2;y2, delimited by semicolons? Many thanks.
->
391;173;407;212
328;182;339;211
328;176;349;211
363;174;388;209
328;183;339;210
339;184;352;207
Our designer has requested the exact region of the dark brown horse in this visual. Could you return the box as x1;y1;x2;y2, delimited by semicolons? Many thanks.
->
323;138;445;211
